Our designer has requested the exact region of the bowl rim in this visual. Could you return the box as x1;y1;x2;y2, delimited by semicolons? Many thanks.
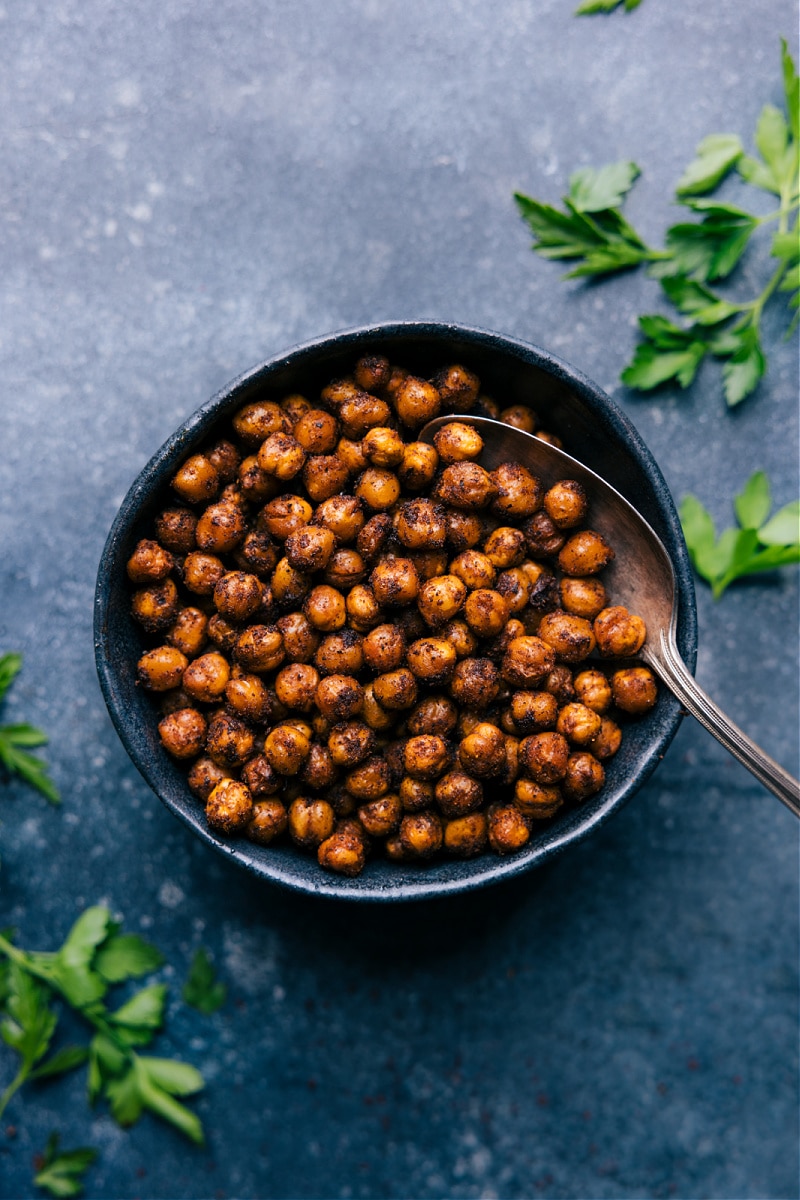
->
94;320;697;902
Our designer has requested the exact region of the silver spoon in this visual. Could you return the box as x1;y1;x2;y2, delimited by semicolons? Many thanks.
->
420;414;800;817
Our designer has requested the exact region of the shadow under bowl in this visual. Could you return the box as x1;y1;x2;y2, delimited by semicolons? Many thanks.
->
94;321;697;902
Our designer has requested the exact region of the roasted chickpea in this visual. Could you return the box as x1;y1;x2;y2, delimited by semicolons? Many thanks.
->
339;391;391;438
594;606;647;657
271;556;310;606
293;408;339;455
225;673;271;723
440;620;478;659
136;645;188;693
127;539;174;584
449;550;494;591
394;499;447;550
193;502;245;556
399;776;434;812
417;574;467;626
235;625;285;673
403;735;450;781
496;568;531;614
154;507;197;554
445;509;485;551
458;722;507;778
212;571;262;623
283;525;336;573
241;754;282;797
356;513;392;561
406;695;459;737
490;462;543;519
236;530;279;578
299;742;339;790
431;364;480;411
336;437;369;474
544;480;588;529
323;549;367;591
448;657;500;709
556;702;603;746
544;665;576;706
560;576;608;620
514;779;563;819
519;732;570;783
611;667;658;715
263;723;311;775
488;804;531;854
247;798;289;845
345;584;382;632
314;494;365;544
443;812;488;857
573;669;612;714
435;462;497;510
562;752;605;802
558;530;615;577
509;690;558;734
172;454;220;504
158;708;207;759
369;557;419;608
314;630;364;676
358;791;402;837
362;425;404;468
176;652;229;705
289;796;336;849
317;819;368;876
499;404;538;432
302;584;346;632
276;612;319;663
393;376;441;428
346;755;391;800
206;711;255;768
591;716;623;760
206;779;253;835
361;682;396;732
406;638;457;685
206;614;240;653
281;394;313;426
410;549;449;580
182;552;226;597
233;400;289;445
536;430;563;448
303;454;351;503
238;455;279;504
433;422;484;463
354;354;391;393
316;674;364;721
522;511;566;558
372;668;418;711
261;494;313;541
188;756;230;802
501;636;556;688
166;607;207;658
327;721;375;767
484;526;527;569
320;377;360;409
537;611;596;663
399;441;439;490
435;771;483;817
353;467;400;513
398;608;427;643
131;578;179;632
273;663;320;713
360;624;405;674
399;810;443;858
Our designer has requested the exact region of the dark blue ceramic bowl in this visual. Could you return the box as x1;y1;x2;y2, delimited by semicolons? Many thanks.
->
94;322;697;901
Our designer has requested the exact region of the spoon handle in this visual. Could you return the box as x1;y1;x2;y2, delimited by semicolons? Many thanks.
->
646;630;800;817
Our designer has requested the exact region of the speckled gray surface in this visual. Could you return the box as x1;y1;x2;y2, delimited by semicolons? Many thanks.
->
1;2;798;1198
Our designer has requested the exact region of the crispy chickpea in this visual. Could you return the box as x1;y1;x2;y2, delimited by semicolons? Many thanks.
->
370;557;419;608
410;549;449;581
501;636;556;688
247;798;289;845
445;509;484;551
394;499;447;550
403;735;450;781
172;454;220;504
346;584;382;631
206;711;255;768
158;708;208;759
239;455;279;504
302;584;346;632
303;455;351;503
372;668;418;711
500;404;538;432
299;742;339;791
131;578;179;632
320;377;360;409
431;364;480;411
399;810;443;858
407;695;459;737
159;687;194;715
558;530;615;576
537;611;596;664
510;690;558;734
393;376;441;428
181;552;225;597
363;425;405;468
276;612;319;663
328;721;375;767
594;606;647;657
556;702;603;747
236;530;279;578
361;683;396;732
544;665;576;706
361;624;405;673
195;501;246;554
354;467;400;513
356;513;393;561
458;722;507;778
206;779;254;835
264;724;311;775
574;669;612;715
224;673;271;723
283;525;336;574
317;820;368;876
241;754;282;797
611;667;658;715
484;526;527;569
293;408;339;455
435;462;497;510
271;556;310;606
273;663;320;713
418;574;467;626
255;432;306;481
289;796;336;849
339;391;391;438
261;494;313;541
323;549;367;591
488;804;531;854
440;620;478;659
544;480;588;529
314;495;365;544
233;400;289;445
591;716;623;760
433;422;484;463
206;614;240;654
346;755;391;800
398;608;427;643
316;674;364;722
212;571;262;623
449;550;494;591
188;756;230;802
166;607;207;658
314;630;364;676
490;462;543;519
354;354;391;393
435;771;483;817
478;395;500;419
336;437;369;474
496;568;531;615
560;576;608;620
281;394;313;426
399;441;439;491
155;506;197;554
486;618;525;662
519;732;570;783
522;511;566;558
235;625;285;673
127;539;174;584
406;638;457;685
448;657;500;709
562;752;605;802
136;646;188;693
358;791;402;837
536;430;563;447
443;812;488;857
514;779;563;819
399;776;434;812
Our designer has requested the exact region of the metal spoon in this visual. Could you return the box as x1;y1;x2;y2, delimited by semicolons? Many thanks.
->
420;414;800;817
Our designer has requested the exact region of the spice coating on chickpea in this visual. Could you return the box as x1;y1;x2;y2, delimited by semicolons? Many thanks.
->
594;606;647;657
611;667;658;714
206;779;254;835
137;645;188;692
158;708;207;759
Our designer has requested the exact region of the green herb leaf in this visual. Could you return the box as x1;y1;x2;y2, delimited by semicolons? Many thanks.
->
34;1133;97;1198
94;935;164;985
106;1057;205;1144
138;1056;204;1097
659;276;739;325
659;202;757;282
621;318;708;390
0;653;23;701
48;908;113;1008
0;734;60;804
782;37;799;143
734;470;771;529
182;948;227;1015
575;0;642;12
1;964;58;1069
568;161;641;212
29;1044;89;1081
719;325;766;406
676;134;743;196
109;983;167;1031
759;499;800;545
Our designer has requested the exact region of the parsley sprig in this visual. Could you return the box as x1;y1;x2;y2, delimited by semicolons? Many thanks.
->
680;471;800;597
515;40;799;406
575;0;642;14
0;907;206;1146
183;948;227;1015
0;654;59;805
33;1133;97;1198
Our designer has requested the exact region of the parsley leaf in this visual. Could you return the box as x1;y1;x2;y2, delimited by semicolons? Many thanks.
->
676;134;744;196
569;160;641;212
575;0;642;13
94;933;164;984
183;948;227;1015
0;653;59;804
34;1133;97;1198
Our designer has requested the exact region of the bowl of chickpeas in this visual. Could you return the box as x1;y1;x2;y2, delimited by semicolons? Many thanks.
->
94;322;696;900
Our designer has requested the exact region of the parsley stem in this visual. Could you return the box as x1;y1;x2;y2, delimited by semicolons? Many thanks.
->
0;1063;29;1122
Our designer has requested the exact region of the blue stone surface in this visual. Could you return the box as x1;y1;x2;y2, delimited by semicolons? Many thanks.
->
1;2;797;1197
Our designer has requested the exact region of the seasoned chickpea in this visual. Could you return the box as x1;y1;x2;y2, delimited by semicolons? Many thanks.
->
398;607;427;643
281;394;313;426
510;690;558;734
407;695;458;737
562;752;605;802
556;702;603;746
264;724;311;775
241;754;282;797
182;553;226;597
354;467;401;512
499;404;538;432
338;391;391;438
225;673;271;722
406;638;457;685
346;755;391;800
206;779;254;835
435;462;497;510
206;614;240;653
448;657;500;709
323;549;367;591
177;650;231;702
440;619;478;659
363;426;405;468
361;623;406;673
443;812;488;857
303;584;346;632
213;571;263;622
320;377;360;409
410;550;449;581
293;408;339;455
431;364;480;411
574;669;612;714
194;502;245;555
261;495;313;541
314;630;364;676
316;674;364;721
399;776;434;812
611;667;658;715
484;526;526;569
327;721;375;767
127;539;174;584
172;454;220;504
544;665;576;706
289;796;336;849
276;612;319;663
188;756;230;802
158;708;207;759
236;530;279;578
514;779;563;819
271;556;310;606
235;625;285;673
394;376;441;428
519;732;570;783
137;645;188;692
594;606;647;657
274;663;320;713
435;771;483;817
206;711;255;768
354;353;391;393
418;574;467;626
356;513;392;561
337;437;369;474
399;811;443;858
522;511;566;558
370;557;419;607
314;494;365;544
496;567;531;614
537;611;596;663
399;441;439;490
394;499;447;550
299;742;339;790
444;509;484;551
501;636;556;688
239;455;279;504
544;480;588;529
488;804;531;854
450;550;494;591
361;683;395;732
166;607;207;658
372;668;418;711
303;455;351;503
233;400;289;445
284;525;336;573
403;735;450;781
458;722;507;778
490;462;543;519
318;820;368;876
131;578;179;631
535;430;563;448
155;507;197;554
247;798;289;845
558;530;615;576
433;422;484;463
345;584;382;631
358;791;402;837
560;576;607;620
591;716;623;760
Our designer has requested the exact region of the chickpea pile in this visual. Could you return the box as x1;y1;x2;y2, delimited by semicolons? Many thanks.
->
129;354;658;878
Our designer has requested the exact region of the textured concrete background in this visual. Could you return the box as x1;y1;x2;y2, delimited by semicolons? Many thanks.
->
1;1;798;1197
